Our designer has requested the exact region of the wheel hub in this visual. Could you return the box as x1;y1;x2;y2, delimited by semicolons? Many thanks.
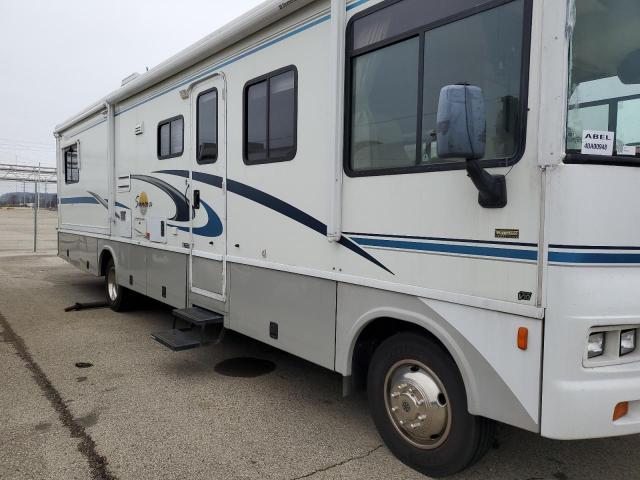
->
385;361;451;449
107;267;118;302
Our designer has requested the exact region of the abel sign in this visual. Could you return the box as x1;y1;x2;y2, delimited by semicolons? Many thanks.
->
581;130;614;156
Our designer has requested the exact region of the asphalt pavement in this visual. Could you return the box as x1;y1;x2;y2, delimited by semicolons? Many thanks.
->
1;254;639;480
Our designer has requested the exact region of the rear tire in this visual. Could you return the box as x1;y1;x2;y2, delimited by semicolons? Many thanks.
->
367;332;495;478
105;258;132;312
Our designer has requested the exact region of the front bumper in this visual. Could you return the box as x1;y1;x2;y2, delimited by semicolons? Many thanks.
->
541;363;640;439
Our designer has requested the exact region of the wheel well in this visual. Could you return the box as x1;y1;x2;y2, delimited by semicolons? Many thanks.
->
351;317;450;392
98;249;113;277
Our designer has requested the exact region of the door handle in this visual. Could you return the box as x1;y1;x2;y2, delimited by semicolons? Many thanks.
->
193;189;201;210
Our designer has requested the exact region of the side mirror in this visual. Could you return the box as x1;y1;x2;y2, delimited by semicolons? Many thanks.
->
437;85;507;208
618;49;640;85
198;143;218;162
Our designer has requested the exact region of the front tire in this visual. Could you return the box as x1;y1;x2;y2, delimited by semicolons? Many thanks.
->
105;258;132;312
367;332;495;478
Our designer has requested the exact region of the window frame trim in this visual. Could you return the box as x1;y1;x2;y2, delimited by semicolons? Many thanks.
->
564;153;640;167
157;114;185;160
343;0;533;178
242;65;298;166
196;87;219;165
63;142;80;185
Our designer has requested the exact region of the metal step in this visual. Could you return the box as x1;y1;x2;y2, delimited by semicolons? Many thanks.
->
151;329;201;352
172;306;223;327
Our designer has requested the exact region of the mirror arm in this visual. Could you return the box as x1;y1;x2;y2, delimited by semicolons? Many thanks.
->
465;159;507;208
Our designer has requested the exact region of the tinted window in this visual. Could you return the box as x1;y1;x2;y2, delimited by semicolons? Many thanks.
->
348;0;528;174
159;123;170;157
170;118;183;155
158;116;184;159
244;67;297;165
352;0;490;50
269;70;296;161
64;144;79;184
197;89;218;164
246;81;268;163
422;1;524;164
351;37;420;171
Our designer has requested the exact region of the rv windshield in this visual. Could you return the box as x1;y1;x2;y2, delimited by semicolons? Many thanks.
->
567;0;640;158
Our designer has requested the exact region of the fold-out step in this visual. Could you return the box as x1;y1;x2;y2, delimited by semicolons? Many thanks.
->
173;306;223;327
152;306;224;351
151;329;201;352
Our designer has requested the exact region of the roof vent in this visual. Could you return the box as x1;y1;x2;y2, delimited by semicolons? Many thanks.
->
121;72;140;87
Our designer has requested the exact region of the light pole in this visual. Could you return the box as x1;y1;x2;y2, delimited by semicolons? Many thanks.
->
33;163;40;252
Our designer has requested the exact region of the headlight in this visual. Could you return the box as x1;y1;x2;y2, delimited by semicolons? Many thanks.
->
588;332;605;358
620;329;636;356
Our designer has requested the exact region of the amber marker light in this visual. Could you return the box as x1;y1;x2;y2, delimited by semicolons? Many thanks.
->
517;327;528;351
613;402;629;422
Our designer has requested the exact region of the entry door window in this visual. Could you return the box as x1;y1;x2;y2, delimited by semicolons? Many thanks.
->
196;88;218;164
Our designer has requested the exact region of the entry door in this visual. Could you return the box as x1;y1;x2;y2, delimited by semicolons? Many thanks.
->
189;76;227;301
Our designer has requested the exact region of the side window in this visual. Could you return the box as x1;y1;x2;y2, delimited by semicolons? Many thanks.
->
197;88;218;164
157;116;184;159
347;0;529;175
351;37;420;172
244;66;297;165
64;144;79;184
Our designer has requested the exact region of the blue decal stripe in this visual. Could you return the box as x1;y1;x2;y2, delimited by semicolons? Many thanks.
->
193;171;223;188
130;174;191;222
226;177;393;274
60;196;100;205
347;0;369;10
156;169;190;179
87;191;108;209
550;244;640;251
157;170;392;274
227;178;326;236
344;232;537;248
170;200;223;238
351;237;538;262
61;195;130;210
549;251;640;264
337;236;394;274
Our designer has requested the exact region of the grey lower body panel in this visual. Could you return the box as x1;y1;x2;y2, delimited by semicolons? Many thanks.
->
58;233;537;432
58;232;99;276
102;241;147;295
192;256;224;295
228;263;337;371
58;234;189;309
144;248;188;307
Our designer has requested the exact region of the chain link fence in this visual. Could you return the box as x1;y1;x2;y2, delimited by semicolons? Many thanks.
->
0;164;57;255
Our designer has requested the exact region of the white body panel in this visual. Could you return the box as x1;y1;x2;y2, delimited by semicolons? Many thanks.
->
54;0;640;441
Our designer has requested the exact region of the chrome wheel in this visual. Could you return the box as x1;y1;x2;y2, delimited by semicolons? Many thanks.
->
384;360;452;449
107;266;118;302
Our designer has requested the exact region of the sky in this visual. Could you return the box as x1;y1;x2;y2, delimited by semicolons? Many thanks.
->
0;0;264;193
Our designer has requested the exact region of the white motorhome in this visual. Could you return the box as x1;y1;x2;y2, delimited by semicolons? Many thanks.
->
54;0;640;476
